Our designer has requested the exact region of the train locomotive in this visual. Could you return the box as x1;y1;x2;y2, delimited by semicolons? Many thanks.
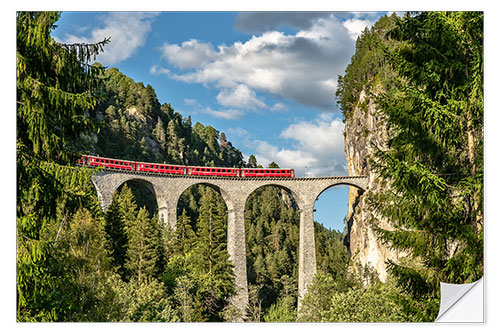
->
76;155;295;178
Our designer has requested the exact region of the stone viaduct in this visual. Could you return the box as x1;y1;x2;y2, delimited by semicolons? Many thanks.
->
91;169;369;316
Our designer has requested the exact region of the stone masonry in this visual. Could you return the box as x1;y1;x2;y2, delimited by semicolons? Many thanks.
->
91;170;369;318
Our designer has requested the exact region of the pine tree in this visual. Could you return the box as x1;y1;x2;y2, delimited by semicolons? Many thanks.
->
174;209;196;256
104;192;128;276
153;116;166;149
193;194;235;320
125;208;160;283
247;155;258;168
17;12;108;163
117;184;138;233
371;12;483;319
16;11;109;321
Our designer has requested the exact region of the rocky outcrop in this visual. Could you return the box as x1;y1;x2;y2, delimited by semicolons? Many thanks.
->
343;89;400;282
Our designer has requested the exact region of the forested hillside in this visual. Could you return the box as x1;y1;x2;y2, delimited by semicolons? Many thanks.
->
78;66;245;168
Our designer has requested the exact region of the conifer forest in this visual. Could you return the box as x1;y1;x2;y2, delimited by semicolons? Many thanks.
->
16;12;483;322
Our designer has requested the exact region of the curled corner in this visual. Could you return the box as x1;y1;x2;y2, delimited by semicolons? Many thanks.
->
435;277;484;322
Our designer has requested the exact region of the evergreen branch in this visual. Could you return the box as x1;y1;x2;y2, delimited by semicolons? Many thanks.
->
59;37;111;64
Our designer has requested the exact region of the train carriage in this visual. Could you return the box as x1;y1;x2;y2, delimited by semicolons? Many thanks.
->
188;166;240;177
137;162;187;175
240;168;295;178
86;156;135;171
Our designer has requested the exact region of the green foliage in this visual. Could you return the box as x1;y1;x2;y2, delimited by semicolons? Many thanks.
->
336;13;398;121
335;12;483;321
21;10;481;323
17;12;108;163
17;148;117;321
370;12;483;311
16;12;110;320
192;193;235;320
245;186;300;316
104;192;128;277
174;209;196;255
262;296;296;322
90;67;245;167
112;278;179;322
314;222;350;283
162;185;236;321
172;275;199;322
298;272;426;322
125;208;161;283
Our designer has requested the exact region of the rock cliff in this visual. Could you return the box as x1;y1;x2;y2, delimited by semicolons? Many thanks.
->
337;14;403;282
343;88;400;282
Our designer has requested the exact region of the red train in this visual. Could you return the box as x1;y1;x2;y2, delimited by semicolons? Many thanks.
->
76;155;295;178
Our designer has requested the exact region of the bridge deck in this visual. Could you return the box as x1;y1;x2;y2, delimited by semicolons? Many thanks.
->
84;166;368;181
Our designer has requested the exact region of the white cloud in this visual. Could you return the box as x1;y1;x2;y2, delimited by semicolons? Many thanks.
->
252;113;347;176
216;84;266;110
56;12;158;66
161;39;218;69
149;65;170;75
270;102;287;112
281;113;344;157
183;98;198;106
227;127;249;137
255;140;317;169
200;107;244;120
157;14;359;111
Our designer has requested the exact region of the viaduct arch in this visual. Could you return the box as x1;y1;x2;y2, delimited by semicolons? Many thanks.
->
92;170;369;318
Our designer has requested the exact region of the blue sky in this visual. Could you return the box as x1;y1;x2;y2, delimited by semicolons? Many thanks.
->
51;11;387;231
